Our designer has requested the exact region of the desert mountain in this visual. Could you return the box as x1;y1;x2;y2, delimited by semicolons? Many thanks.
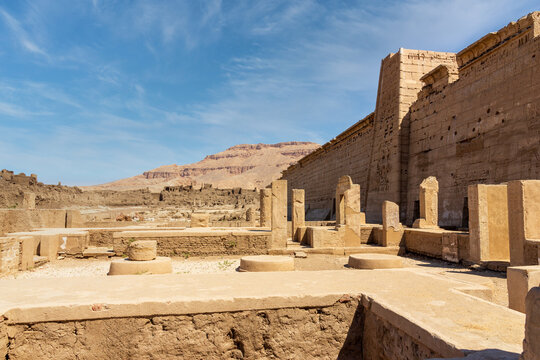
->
85;142;320;192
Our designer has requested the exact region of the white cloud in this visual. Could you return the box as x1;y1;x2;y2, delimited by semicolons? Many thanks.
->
0;8;48;57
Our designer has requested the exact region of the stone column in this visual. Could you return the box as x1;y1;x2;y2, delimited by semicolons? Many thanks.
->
522;287;540;360
259;188;271;227
382;201;403;247
271;180;287;248
413;176;439;229
292;189;305;242
22;192;35;210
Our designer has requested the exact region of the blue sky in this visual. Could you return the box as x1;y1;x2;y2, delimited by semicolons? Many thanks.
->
0;0;537;185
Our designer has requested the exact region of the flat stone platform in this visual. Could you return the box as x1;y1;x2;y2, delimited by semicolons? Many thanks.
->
0;269;524;357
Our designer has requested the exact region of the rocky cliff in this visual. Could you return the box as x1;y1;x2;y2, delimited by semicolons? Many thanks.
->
85;142;320;191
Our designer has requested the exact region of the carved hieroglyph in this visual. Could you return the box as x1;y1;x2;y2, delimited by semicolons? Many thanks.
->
271;180;287;248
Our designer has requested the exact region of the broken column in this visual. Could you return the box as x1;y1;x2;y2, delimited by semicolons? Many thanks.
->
22;192;35;210
292;189;305;242
413;176;439;229
521;287;540;360
382;201;403;247
507;180;540;266
259;188;271;227
108;240;172;275
335;175;364;246
270;180;287;248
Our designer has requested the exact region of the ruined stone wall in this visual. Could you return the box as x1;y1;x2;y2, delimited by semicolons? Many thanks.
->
0;237;19;276
407;13;540;227
282;114;374;220
112;231;270;257
2;297;442;360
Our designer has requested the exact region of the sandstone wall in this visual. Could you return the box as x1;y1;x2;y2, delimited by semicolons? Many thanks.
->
406;14;540;227
281;13;540;228
2;297;441;360
112;231;270;257
0;237;19;276
282;113;374;219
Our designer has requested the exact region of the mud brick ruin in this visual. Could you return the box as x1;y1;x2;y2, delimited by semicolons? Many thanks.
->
1;12;540;360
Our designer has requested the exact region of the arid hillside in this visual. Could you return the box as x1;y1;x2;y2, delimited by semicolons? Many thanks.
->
85;142;320;191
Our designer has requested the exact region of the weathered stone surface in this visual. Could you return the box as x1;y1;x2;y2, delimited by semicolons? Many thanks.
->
37;234;58;261
292;189;305;242
382;201;403;247
508;180;540;266
245;207;254;223
507;266;540;313
413;177;439;229
522;287;540;360
0;237;19;275
239;255;294;272
468;184;509;263
270;180;287;248
108;256;172;275
21;192;35;210
348;253;404;269
259;188;271;227
126;240;157;261
18;236;34;271
190;213;210;228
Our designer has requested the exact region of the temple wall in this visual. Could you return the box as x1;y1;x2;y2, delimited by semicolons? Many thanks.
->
407;14;540;227
282;114;374;220
281;13;540;228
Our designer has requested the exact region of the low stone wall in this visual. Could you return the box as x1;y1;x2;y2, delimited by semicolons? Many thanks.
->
0;237;19;276
2;297;443;360
404;229;469;261
113;230;271;257
0;209;70;236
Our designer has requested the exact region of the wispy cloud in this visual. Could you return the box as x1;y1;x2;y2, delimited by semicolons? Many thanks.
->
0;8;48;57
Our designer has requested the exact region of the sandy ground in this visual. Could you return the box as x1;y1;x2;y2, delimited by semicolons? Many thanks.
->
4;253;509;307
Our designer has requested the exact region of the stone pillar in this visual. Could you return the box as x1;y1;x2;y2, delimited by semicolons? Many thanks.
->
292;189;305;242
66;210;83;228
382;201;403;247
522;287;540;360
468;184;510;263
22;192;35;210
271;180;287;248
38;234;59;261
259;188;271;227
508;180;540;266
413;176;439;229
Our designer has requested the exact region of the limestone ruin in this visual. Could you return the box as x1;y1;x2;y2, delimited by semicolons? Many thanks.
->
1;12;540;360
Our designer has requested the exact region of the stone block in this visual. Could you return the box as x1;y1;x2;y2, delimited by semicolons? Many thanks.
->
108;257;172;275
38;234;59;261
507;266;540;313
191;213;210;228
19;236;34;271
292;189;305;242
66;210;83;228
413;176;439;229
348;253;404;269
522;287;540;360
271;180;287;248
508;180;540;266
259;188;271;227
468;184;509;263
442;233;459;263
382;201;404;247
239;255;294;272
127;240;157;261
